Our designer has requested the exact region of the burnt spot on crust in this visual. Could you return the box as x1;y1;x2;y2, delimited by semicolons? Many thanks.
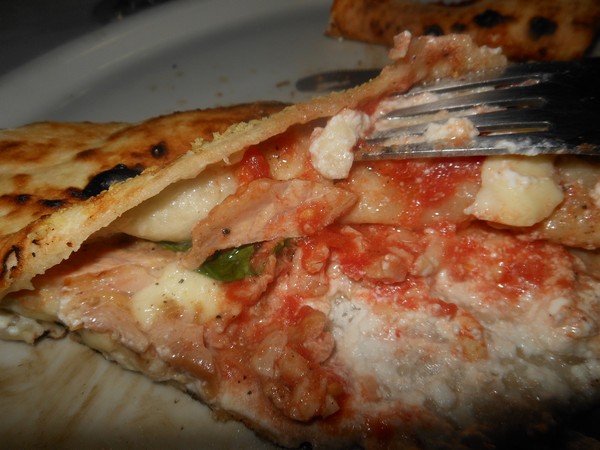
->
451;23;467;33
529;16;557;40
0;140;21;153
0;194;33;206
82;164;142;198
15;194;31;204
2;245;21;277
39;199;65;208
473;10;509;28
151;141;169;158
66;187;87;199
76;148;99;160
424;24;444;36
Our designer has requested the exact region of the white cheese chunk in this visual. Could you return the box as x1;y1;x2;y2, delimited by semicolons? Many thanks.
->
115;166;237;242
465;155;563;227
423;117;479;144
131;262;224;328
309;109;369;180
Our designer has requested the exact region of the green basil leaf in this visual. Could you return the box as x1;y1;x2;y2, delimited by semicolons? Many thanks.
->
159;241;193;252
197;244;258;282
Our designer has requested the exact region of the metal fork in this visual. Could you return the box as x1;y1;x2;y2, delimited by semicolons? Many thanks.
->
356;59;600;159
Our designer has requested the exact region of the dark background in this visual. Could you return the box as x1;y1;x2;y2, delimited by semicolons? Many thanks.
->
0;0;175;77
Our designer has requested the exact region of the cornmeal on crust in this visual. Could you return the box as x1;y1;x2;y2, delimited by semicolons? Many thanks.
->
1;34;600;449
327;0;600;61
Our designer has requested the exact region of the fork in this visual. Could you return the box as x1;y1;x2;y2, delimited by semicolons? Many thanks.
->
355;59;600;159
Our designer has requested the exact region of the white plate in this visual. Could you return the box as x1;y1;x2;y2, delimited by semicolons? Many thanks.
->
0;1;389;448
0;0;388;128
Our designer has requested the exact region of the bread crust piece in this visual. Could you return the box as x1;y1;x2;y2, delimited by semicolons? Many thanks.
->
327;0;600;61
0;103;285;295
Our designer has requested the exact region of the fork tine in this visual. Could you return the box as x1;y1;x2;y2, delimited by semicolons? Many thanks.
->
358;134;599;160
371;109;554;141
380;84;549;121
365;59;600;158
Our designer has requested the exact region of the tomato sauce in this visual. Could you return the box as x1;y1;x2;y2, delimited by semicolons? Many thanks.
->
445;229;575;303
237;146;272;184
373;157;481;206
302;224;423;283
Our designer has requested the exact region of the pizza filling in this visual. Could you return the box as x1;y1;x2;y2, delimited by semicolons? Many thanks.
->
3;108;599;444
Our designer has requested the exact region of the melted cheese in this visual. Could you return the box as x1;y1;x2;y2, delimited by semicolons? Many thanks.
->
309;109;369;179
131;262;224;328
114;166;237;242
465;155;564;227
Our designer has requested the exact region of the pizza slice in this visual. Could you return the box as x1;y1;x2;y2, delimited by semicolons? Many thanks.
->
1;34;600;449
327;0;600;61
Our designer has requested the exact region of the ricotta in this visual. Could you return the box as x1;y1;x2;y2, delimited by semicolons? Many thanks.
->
309;109;369;180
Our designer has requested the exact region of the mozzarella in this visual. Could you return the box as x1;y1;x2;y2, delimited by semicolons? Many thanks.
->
114;166;237;242
465;155;563;227
131;262;224;328
309;109;369;180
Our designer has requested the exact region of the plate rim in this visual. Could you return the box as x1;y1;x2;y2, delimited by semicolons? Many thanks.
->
0;0;330;128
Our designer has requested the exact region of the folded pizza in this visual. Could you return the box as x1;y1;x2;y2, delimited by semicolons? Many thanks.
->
327;0;600;61
1;34;600;449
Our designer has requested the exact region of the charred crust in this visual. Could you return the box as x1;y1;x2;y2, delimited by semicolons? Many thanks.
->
82;164;142;198
76;148;99;160
529;16;557;40
451;23;467;33
39;199;65;208
473;10;509;28
67;187;87;199
0;141;20;152
424;24;444;36
2;245;21;275
151;141;169;158
15;194;31;204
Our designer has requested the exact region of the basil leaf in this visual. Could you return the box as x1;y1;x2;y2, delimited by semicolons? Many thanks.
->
198;244;258;282
159;241;193;252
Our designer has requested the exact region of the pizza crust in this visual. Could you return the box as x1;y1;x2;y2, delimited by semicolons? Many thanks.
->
327;0;600;60
0;103;285;295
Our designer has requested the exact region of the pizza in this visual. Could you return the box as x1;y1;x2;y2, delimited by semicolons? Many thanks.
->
1;34;600;449
327;0;600;61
